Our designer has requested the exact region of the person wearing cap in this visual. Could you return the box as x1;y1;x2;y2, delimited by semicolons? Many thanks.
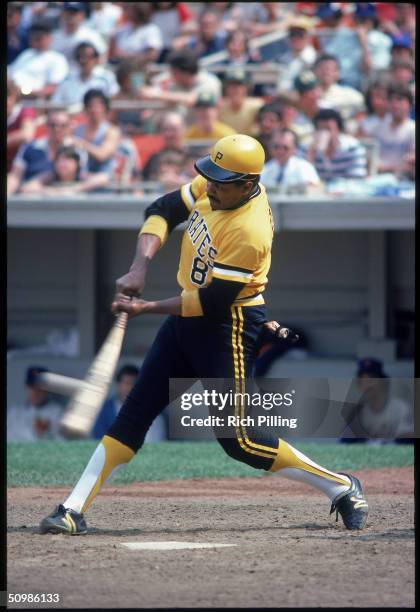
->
353;3;392;75
51;2;107;66
8;20;69;98
185;92;236;142
390;34;413;64
292;70;324;146
7;366;65;442
316;3;367;91
276;16;317;92
341;358;413;442
219;68;265;136
40;133;369;535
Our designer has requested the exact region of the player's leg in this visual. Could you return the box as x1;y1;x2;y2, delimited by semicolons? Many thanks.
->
40;316;194;535
192;305;368;529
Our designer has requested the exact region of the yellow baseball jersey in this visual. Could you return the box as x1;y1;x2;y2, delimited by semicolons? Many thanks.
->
140;174;274;316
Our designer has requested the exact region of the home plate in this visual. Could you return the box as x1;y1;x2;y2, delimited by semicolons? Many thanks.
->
121;541;237;551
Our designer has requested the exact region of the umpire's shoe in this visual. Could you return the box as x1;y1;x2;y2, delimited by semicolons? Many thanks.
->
39;504;87;535
330;474;369;530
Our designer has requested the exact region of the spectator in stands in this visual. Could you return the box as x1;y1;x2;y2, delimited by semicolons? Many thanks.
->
219;68;264;136
306;108;367;183
71;89;121;179
381;3;415;45
151;2;194;62
8;20;69;98
185;92;236;142
241;2;288;38
110;60;153;136
150;149;188;192
92;364;167;441
52;42;120;106
19;144;110;195
315;3;367;91
261;128;321;194
313;54;365;121
7;78;37;173
389;60;415;94
51;2;107;66
353;3;392;76
254;103;283;161
142;49;222;109
220;30;261;68
7;2;29;64
109;2;163;67
358;79;390;138
85;2;123;43
273;93;300;133
390;33;414;64
368;84;415;176
277;16;317;92
293;70;324;146
20;2;63;31
7;366;65;442
188;8;227;58
142;111;186;180
341;358;413;442
7;110;78;196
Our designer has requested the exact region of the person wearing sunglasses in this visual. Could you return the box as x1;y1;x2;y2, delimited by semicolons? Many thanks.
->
260;127;321;194
52;41;119;106
7;110;83;196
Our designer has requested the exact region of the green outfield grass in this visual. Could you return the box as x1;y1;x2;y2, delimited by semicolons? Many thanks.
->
7;441;414;487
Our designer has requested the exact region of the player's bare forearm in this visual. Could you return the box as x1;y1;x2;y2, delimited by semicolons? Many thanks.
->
112;294;181;317
116;233;161;297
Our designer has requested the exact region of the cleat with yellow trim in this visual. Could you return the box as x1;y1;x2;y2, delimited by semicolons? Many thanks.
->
330;474;369;530
39;504;87;535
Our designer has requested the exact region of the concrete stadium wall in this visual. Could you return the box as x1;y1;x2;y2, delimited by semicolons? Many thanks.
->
7;227;414;407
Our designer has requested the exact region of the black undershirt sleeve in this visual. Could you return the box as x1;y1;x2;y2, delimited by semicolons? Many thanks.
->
199;278;247;319
144;189;190;233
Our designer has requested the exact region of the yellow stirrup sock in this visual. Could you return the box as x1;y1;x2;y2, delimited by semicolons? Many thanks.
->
270;439;351;500
63;435;135;514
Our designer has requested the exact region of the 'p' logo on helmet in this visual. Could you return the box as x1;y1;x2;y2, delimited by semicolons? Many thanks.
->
215;151;223;161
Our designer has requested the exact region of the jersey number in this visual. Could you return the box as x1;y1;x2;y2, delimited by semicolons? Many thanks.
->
191;257;209;286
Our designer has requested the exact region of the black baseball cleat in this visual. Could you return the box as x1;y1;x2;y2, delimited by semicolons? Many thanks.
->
330;473;369;530
39;504;88;535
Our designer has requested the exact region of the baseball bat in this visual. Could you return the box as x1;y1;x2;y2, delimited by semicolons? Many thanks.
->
36;372;84;396
60;312;128;439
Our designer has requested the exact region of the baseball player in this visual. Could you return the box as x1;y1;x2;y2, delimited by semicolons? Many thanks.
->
40;134;368;535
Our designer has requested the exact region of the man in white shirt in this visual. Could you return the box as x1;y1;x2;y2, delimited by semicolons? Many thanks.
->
52;41;119;106
51;2;107;66
260;128;321;193
8;20;69;98
313;54;365;120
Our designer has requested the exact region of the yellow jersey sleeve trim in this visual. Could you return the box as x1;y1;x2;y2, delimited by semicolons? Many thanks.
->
181;289;204;317
139;215;169;245
212;267;253;284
